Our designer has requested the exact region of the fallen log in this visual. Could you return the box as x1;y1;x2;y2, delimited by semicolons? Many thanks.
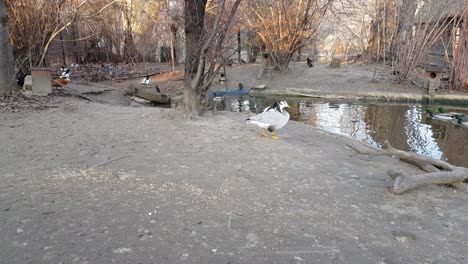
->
381;140;456;171
388;168;468;194
134;87;170;104
346;139;468;194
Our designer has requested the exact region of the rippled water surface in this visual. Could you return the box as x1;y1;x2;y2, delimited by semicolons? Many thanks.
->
219;96;468;167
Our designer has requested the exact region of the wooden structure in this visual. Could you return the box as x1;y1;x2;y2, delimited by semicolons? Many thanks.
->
330;58;341;68
31;67;54;96
416;0;465;68
424;65;442;96
134;87;170;104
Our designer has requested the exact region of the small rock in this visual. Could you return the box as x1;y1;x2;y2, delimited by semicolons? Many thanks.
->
112;248;132;254
392;230;416;242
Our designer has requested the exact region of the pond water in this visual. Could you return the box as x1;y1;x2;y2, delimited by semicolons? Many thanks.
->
218;96;468;167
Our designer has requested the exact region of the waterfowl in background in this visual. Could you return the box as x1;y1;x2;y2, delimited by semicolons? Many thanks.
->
141;76;150;85
262;101;280;113
452;115;468;127
16;70;26;89
52;67;71;89
246;101;290;139
426;108;460;121
60;67;70;78
52;77;70;89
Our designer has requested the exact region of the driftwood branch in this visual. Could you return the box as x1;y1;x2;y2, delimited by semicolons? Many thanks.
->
381;140;456;171
346;140;468;194
387;168;468;194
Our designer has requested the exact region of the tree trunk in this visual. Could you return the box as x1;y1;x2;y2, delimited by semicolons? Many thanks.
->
182;82;204;117
123;0;137;63
182;0;242;116
72;22;80;64
183;0;207;115
0;0;17;93
59;31;67;67
184;0;207;79
237;30;241;63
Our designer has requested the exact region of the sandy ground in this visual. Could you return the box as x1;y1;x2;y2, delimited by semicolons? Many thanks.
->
1;63;468;263
212;63;422;95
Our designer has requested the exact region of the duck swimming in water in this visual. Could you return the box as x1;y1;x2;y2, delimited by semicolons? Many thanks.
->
246;101;290;139
452;114;468;127
426;108;461;121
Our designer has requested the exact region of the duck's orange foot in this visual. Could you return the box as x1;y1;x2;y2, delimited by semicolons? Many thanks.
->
271;131;279;139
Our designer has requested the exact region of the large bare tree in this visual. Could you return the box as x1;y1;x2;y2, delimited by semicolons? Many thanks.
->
182;0;242;117
0;0;16;93
451;2;468;91
246;0;333;72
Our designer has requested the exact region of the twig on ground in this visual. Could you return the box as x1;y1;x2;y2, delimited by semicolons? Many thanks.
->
94;155;133;167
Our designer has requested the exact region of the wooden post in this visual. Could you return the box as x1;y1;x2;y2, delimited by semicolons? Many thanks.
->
424;65;442;96
237;30;241;63
31;67;54;96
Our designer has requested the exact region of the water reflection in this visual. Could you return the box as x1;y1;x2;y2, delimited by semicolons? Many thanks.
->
222;97;468;167
223;97;253;112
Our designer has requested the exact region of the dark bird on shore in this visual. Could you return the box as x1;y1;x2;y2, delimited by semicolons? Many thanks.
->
155;85;161;93
239;83;244;90
52;67;71;89
141;76;150;85
16;70;26;89
306;57;313;67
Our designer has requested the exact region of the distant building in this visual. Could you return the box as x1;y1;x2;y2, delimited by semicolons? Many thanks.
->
415;0;465;68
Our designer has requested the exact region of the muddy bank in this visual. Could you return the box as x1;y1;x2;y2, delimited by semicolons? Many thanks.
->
251;88;468;105
1;99;467;263
212;63;468;105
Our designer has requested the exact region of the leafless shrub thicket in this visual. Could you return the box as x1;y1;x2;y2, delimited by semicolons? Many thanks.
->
5;0;177;72
394;0;463;82
182;0;242;116
245;0;333;71
451;3;468;91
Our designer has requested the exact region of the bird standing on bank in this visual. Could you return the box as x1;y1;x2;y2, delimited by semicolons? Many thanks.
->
141;76;150;85
60;67;70;78
52;67;71;89
246;101;290;139
16;70;26;89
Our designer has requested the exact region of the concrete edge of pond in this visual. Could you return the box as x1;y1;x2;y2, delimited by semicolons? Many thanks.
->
170;89;468;106
249;89;468;106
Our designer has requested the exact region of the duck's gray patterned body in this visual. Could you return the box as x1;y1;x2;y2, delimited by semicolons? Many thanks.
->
248;109;290;131
247;101;290;132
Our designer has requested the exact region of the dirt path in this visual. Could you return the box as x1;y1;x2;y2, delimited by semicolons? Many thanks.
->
212;63;422;94
1;96;467;263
